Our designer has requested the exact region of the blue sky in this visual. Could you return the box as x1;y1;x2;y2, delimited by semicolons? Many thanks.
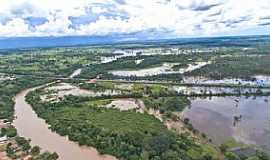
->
0;0;270;38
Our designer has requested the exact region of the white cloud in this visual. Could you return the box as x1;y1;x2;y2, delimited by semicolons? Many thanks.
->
0;18;30;36
0;0;269;37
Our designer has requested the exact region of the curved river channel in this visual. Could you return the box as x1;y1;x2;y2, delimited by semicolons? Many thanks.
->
13;85;116;160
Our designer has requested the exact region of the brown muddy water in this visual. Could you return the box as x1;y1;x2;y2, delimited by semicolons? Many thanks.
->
183;96;270;152
13;87;116;160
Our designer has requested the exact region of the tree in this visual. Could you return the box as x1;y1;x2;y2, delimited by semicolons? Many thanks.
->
225;152;240;160
15;137;31;151
246;157;260;160
219;143;228;153
183;118;190;125
37;152;59;160
51;152;59;160
6;143;15;157
3;126;17;137
256;151;270;160
145;135;172;156
162;150;179;160
31;146;41;156
202;154;213;160
201;133;207;139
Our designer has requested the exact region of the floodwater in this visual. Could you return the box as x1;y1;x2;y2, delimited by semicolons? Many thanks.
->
41;83;122;102
100;51;137;63
109;62;210;77
69;68;82;78
183;75;270;87
183;96;270;152
172;86;270;95
13;87;116;160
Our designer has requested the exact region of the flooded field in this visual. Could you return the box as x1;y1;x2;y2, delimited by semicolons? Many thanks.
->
183;75;270;87
109;62;210;77
172;86;270;95
183;96;270;152
41;83;122;102
100;48;216;64
100;51;136;63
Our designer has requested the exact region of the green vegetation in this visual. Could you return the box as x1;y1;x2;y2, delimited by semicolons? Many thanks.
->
187;55;270;79
6;136;58;160
131;84;177;97
221;139;247;149
79;81;117;92
143;97;190;113
1;126;17;137
0;47;103;77
218;139;269;160
187;144;219;160
0;76;52;121
26;89;217;160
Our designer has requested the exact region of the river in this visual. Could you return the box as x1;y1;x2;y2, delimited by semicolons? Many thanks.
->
13;86;116;160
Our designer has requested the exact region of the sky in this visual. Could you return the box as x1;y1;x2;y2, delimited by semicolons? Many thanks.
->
0;0;270;39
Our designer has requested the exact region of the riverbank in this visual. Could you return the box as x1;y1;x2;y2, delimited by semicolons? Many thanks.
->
13;84;116;160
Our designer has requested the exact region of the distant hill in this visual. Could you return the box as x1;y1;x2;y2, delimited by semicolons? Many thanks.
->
0;35;270;50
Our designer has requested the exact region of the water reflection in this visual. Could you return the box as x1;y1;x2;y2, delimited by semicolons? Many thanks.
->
183;96;270;152
183;75;270;87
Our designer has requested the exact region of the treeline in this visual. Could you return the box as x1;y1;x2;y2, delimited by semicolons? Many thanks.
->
186;55;270;79
103;73;184;82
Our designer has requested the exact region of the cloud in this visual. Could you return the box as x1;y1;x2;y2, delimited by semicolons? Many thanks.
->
190;2;222;11
260;16;270;20
24;17;48;26
0;0;269;37
113;0;126;5
259;22;270;26
207;10;222;17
